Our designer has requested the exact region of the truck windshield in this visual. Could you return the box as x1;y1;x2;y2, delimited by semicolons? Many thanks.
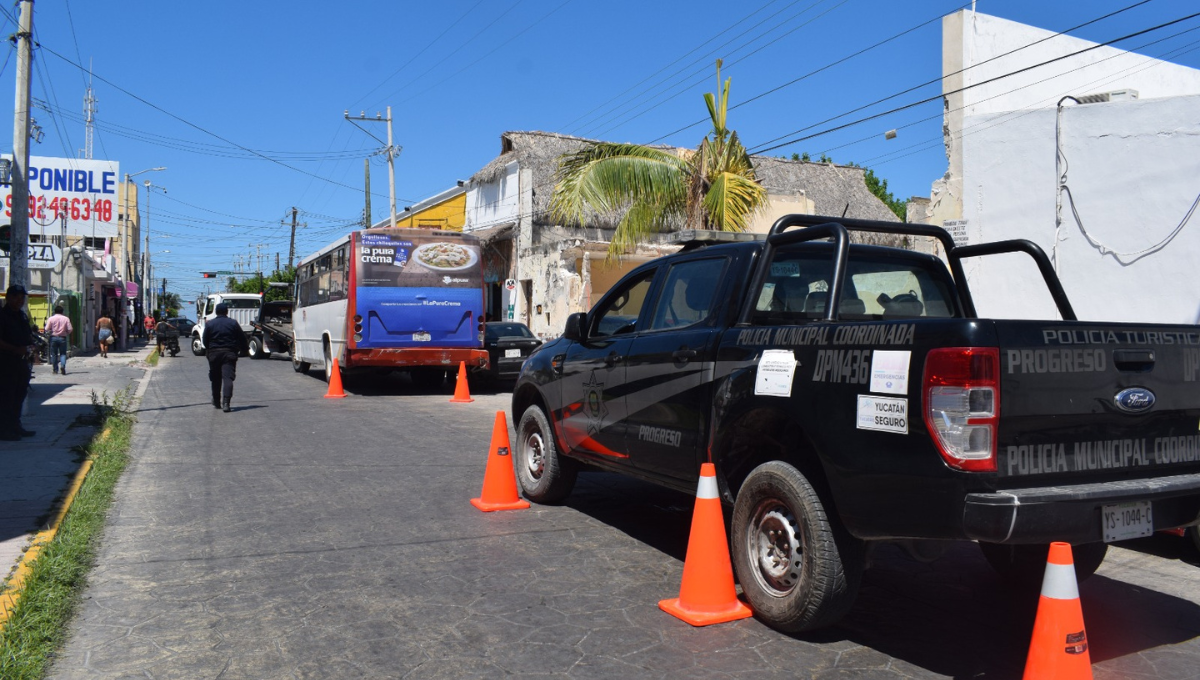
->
752;249;958;324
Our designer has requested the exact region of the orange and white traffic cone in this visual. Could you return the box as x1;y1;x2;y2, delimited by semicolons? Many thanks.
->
450;361;474;403
1023;542;1093;680
659;463;753;626
324;357;346;399
470;411;530;512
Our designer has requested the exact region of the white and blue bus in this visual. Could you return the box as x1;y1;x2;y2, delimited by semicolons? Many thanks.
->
291;228;489;386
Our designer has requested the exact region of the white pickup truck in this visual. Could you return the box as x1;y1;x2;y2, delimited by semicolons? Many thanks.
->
190;293;262;356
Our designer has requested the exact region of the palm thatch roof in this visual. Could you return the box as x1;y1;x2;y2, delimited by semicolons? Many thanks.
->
468;131;903;242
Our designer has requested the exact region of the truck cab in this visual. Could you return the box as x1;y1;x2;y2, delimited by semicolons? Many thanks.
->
190;293;262;356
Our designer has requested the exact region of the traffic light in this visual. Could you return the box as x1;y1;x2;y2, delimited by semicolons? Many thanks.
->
201;272;216;278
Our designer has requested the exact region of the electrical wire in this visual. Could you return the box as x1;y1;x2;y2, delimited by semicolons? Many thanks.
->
748;9;1200;155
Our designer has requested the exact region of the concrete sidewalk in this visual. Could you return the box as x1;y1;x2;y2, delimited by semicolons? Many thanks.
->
0;340;155;590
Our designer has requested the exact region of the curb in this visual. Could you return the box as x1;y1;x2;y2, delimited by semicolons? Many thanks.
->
0;457;95;631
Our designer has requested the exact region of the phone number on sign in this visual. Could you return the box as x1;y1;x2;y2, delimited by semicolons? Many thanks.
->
5;195;115;222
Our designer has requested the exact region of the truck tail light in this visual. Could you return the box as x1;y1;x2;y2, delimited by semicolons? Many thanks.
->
923;347;999;472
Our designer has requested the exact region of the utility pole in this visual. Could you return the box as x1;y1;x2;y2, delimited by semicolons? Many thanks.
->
288;206;297;269
275;252;280;274
345;107;399;228
9;0;33;290
364;159;371;228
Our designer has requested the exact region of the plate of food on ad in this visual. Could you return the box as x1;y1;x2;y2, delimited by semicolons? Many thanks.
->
411;242;478;272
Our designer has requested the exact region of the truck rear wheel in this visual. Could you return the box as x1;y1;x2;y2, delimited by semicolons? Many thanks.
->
731;461;864;632
515;405;577;503
979;542;1107;587
248;337;264;359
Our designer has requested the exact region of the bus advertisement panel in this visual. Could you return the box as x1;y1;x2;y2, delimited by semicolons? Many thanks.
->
355;230;483;349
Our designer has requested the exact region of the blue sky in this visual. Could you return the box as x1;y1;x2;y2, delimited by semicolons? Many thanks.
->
2;0;1198;304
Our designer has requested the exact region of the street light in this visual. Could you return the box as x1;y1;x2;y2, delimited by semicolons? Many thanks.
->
120;166;165;349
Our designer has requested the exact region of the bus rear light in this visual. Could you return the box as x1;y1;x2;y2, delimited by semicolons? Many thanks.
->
477;315;484;323
354;322;363;332
923;347;999;472
353;315;362;323
353;333;363;342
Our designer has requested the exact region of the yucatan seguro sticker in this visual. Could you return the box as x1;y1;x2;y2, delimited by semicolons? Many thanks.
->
870;350;910;395
755;349;798;397
856;395;908;434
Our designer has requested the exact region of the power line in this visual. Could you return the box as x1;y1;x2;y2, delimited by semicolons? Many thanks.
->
748;9;1200;155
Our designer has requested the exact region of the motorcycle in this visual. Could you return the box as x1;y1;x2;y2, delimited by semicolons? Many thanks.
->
160;325;181;357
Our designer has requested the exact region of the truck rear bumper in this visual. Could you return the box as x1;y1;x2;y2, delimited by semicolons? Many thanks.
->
347;347;489;370
964;472;1200;544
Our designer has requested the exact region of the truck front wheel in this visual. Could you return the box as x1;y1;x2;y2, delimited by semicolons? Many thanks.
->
191;335;205;356
731;461;864;633
515;405;577;504
979;542;1107;587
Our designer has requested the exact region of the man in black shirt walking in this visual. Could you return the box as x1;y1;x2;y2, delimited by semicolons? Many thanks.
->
0;285;36;440
201;303;249;412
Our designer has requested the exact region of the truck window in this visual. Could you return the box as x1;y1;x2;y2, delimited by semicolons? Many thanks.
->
591;270;655;337
752;249;957;324
647;258;727;330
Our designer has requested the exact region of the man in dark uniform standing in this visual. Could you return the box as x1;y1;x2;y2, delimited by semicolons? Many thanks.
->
202;303;249;413
0;285;36;440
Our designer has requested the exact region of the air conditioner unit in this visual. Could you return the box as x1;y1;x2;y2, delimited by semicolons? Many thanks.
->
1075;89;1139;105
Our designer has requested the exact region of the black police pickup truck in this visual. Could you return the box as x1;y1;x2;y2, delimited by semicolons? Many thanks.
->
510;214;1200;633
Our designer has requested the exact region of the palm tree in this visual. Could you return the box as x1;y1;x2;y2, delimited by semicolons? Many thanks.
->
549;62;767;258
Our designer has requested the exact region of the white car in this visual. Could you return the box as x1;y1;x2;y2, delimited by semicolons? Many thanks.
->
190;293;261;356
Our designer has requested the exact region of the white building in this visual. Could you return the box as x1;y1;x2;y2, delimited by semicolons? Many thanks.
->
925;11;1200;324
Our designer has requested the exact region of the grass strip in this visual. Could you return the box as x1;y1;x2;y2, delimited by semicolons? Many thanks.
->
0;390;135;679
146;348;160;366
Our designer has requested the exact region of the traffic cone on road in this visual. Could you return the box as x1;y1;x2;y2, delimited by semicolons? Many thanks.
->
450;361;474;403
659;463;753;626
470;411;530;512
324;357;346;399
1023;542;1093;680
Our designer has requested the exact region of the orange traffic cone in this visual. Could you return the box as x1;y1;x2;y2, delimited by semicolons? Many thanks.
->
450;361;474;403
324;357;346;399
659;463;753;626
1023;542;1093;680
470;412;530;512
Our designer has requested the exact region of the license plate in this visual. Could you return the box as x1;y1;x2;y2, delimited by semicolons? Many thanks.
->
504;349;521;358
412;332;431;342
1102;501;1153;542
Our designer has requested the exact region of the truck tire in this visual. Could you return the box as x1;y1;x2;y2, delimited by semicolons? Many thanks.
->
191;335;205;356
248;337;263;359
979;542;1107;587
731;461;864;633
515;405;577;504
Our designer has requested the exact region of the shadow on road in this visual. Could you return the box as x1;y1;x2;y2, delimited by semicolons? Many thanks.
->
559;472;1200;679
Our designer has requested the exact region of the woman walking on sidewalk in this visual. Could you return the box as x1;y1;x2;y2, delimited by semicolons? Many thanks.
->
95;314;115;358
45;305;73;374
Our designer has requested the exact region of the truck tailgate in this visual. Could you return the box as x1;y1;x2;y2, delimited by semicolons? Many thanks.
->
996;321;1200;482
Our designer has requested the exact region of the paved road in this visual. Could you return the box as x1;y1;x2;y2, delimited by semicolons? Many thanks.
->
50;351;1200;679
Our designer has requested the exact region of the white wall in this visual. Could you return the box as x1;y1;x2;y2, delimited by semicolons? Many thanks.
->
464;161;519;232
959;94;1200;323
952;12;1200;117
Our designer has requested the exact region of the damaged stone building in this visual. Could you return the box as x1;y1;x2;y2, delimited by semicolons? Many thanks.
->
463;130;901;338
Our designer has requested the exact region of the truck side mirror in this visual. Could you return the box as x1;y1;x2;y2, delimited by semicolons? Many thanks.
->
562;312;586;342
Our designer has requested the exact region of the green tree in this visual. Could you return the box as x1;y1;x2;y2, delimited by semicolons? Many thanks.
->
550;61;767;258
159;292;181;317
227;267;296;303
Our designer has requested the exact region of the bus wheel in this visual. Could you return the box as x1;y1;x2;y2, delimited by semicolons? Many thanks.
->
292;346;310;373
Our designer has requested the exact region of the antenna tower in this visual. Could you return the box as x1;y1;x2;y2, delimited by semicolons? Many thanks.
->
81;65;96;159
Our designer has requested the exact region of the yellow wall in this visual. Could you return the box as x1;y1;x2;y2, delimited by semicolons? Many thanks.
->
395;193;466;231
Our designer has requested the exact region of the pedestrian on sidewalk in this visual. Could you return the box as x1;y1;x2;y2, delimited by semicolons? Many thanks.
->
0;285;36;441
95;314;115;358
143;313;154;340
45;305;73;375
202;303;248;412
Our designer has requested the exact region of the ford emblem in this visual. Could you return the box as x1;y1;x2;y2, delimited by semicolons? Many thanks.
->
1114;387;1155;413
